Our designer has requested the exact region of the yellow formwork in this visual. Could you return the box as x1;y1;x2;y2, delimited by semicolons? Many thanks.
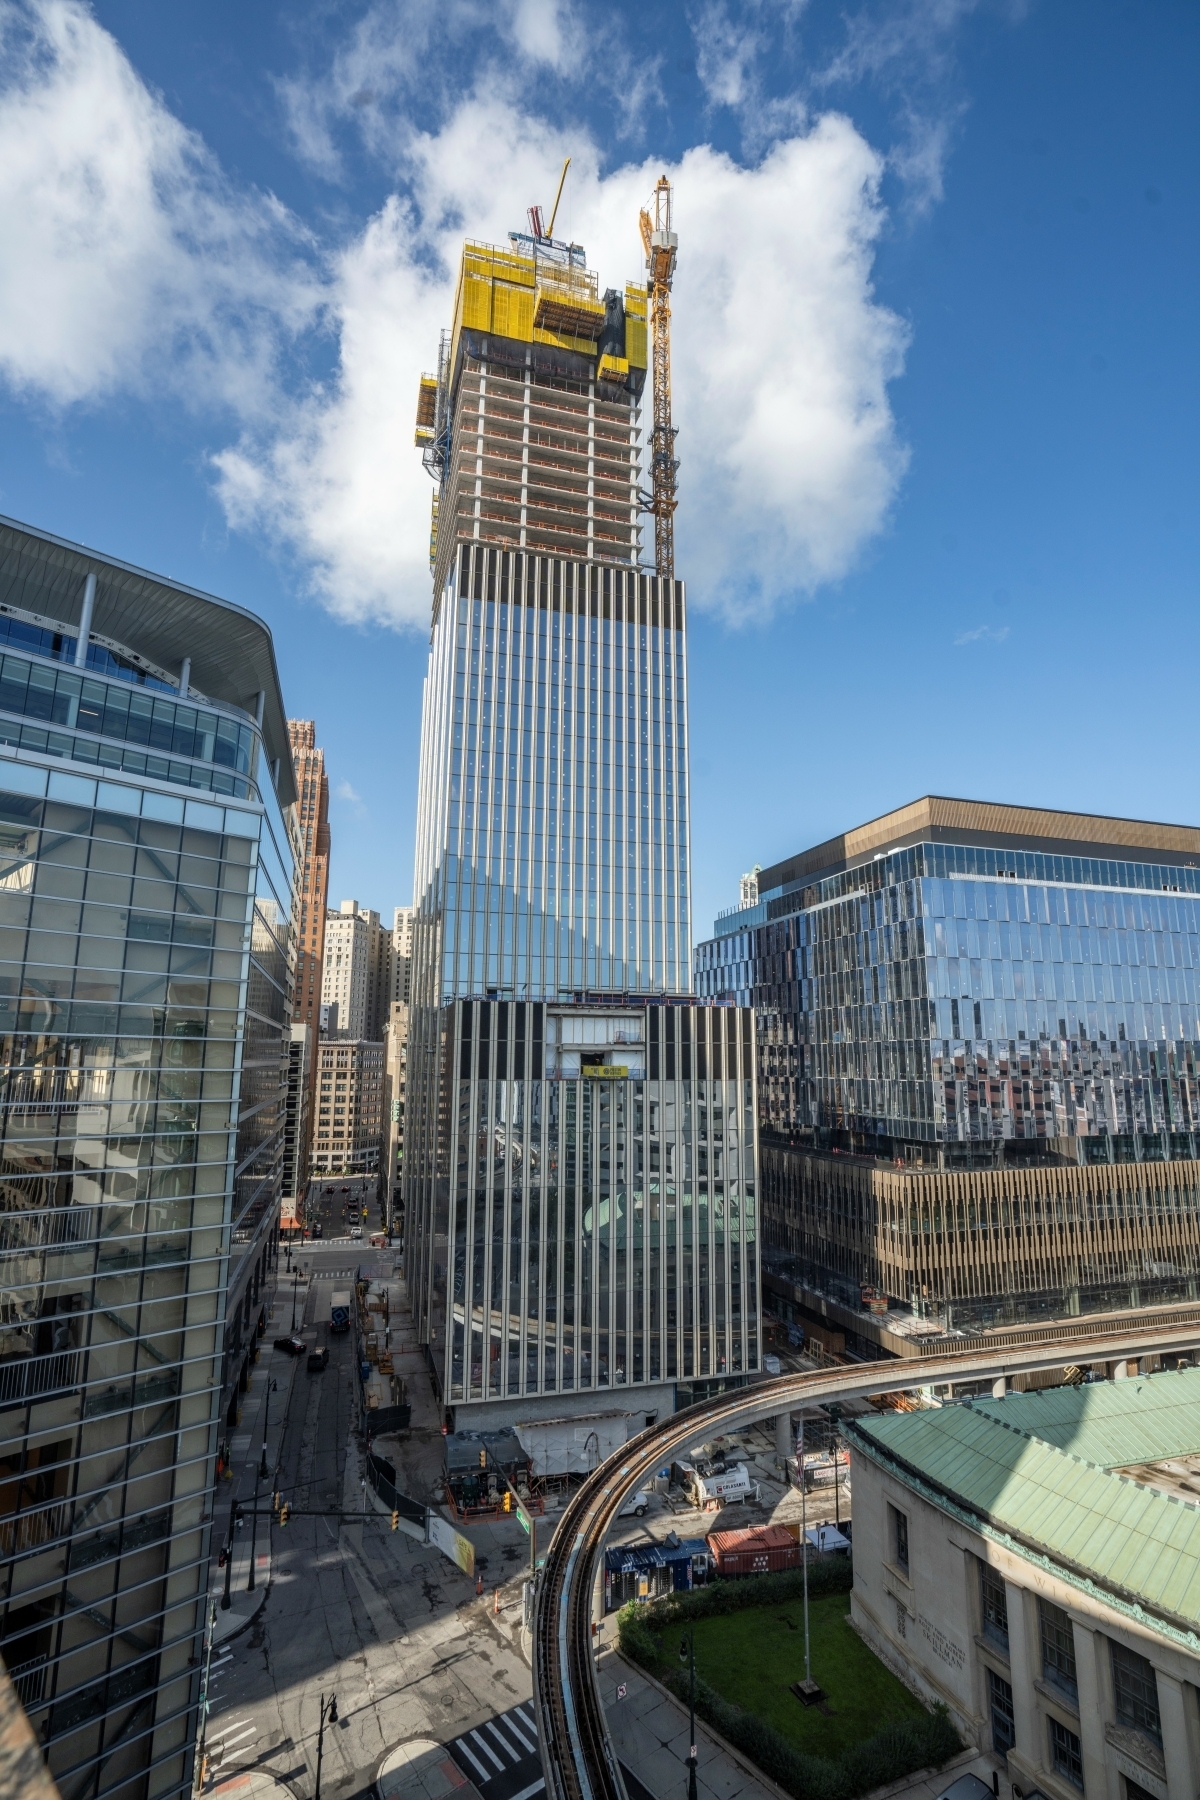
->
414;373;438;446
450;240;647;380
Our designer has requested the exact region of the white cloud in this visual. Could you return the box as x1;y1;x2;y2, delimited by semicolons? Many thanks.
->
0;0;318;411
218;97;909;627
277;0;586;183
335;778;364;804
693;0;766;110
0;1;912;630
954;623;1009;646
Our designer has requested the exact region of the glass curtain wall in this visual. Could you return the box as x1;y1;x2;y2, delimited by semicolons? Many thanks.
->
0;678;294;1799
412;542;691;1006
696;844;1200;1160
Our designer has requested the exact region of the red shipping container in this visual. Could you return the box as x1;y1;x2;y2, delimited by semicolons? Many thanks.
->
707;1524;799;1578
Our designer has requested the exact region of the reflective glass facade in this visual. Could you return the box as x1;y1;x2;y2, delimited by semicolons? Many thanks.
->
695;803;1200;1334
698;839;1200;1156
0;535;295;1800
412;543;690;1006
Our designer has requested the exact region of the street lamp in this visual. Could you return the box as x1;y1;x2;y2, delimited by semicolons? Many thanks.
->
314;1692;338;1800
220;1492;236;1611
290;1267;300;1333
678;1632;698;1800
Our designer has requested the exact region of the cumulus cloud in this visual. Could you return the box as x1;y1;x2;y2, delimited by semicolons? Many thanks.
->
217;97;909;627
0;0;318;411
0;0;912;630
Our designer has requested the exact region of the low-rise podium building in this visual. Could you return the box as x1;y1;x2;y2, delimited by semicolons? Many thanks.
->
844;1370;1200;1800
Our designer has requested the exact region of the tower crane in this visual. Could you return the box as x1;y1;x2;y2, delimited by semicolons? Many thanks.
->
639;177;679;581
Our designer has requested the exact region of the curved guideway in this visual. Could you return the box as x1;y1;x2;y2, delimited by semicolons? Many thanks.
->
532;1315;1200;1800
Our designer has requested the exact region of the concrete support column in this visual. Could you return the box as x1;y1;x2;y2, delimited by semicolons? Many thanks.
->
1114;1360;1131;1379
1004;1580;1038;1762
992;1376;1007;1398
74;572;96;666
1071;1626;1109;1800
775;1412;793;1460
1157;1671;1197;1800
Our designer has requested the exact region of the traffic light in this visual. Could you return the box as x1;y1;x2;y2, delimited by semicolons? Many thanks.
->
280;1503;290;1528
390;1510;399;1532
273;1490;282;1515
479;1449;487;1468
502;1491;511;1513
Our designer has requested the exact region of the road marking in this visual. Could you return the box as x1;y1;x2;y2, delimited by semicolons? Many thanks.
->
471;1728;506;1772
509;1782;546;1800
514;1704;537;1735
453;1738;491;1783
485;1719;523;1761
501;1714;537;1755
211;1726;256;1749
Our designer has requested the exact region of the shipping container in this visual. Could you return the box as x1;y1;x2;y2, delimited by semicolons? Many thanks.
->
707;1523;800;1578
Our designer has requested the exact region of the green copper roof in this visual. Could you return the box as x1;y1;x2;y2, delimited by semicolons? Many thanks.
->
846;1370;1200;1642
968;1366;1200;1469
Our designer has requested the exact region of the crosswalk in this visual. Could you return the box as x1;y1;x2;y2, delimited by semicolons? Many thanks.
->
447;1701;544;1800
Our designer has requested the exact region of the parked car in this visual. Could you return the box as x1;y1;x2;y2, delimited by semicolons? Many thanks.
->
273;1336;305;1356
616;1490;649;1519
307;1346;329;1372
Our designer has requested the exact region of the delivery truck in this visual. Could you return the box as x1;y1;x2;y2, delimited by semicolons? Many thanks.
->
330;1290;351;1333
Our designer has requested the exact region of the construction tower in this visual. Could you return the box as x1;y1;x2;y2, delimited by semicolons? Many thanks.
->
639;177;679;581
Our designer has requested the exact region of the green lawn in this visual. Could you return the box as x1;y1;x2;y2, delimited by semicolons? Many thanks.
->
653;1593;925;1759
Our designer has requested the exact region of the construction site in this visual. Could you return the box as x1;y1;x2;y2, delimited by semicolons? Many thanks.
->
415;163;680;602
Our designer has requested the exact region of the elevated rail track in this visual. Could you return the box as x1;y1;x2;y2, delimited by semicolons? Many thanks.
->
532;1313;1200;1800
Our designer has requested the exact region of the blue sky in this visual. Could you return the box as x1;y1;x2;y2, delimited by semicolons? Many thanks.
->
0;0;1196;944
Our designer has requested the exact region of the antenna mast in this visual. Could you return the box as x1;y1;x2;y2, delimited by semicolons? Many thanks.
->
639;177;679;581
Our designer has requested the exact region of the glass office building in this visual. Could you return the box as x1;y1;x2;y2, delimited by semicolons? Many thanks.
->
695;797;1200;1342
405;232;758;1423
0;517;296;1800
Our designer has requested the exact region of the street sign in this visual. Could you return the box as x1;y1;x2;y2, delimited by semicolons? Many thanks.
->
515;1509;530;1534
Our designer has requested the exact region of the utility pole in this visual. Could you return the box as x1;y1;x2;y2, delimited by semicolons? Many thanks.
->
191;1596;217;1795
220;1492;236;1611
800;1417;811;1686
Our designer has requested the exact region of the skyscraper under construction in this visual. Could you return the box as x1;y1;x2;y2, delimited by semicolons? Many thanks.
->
404;205;761;1426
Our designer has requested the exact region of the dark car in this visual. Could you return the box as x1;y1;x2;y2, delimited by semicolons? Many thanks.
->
274;1335;305;1355
307;1346;329;1372
311;1223;323;1238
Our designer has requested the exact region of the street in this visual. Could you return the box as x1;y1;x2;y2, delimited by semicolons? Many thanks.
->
203;1248;531;1799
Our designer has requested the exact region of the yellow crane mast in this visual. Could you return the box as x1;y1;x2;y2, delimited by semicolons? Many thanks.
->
639;176;679;581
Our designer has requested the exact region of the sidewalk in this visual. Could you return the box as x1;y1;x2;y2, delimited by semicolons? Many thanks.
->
210;1277;308;1647
597;1647;785;1800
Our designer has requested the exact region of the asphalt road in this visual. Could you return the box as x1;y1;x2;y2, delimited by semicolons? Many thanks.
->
204;1255;532;1798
